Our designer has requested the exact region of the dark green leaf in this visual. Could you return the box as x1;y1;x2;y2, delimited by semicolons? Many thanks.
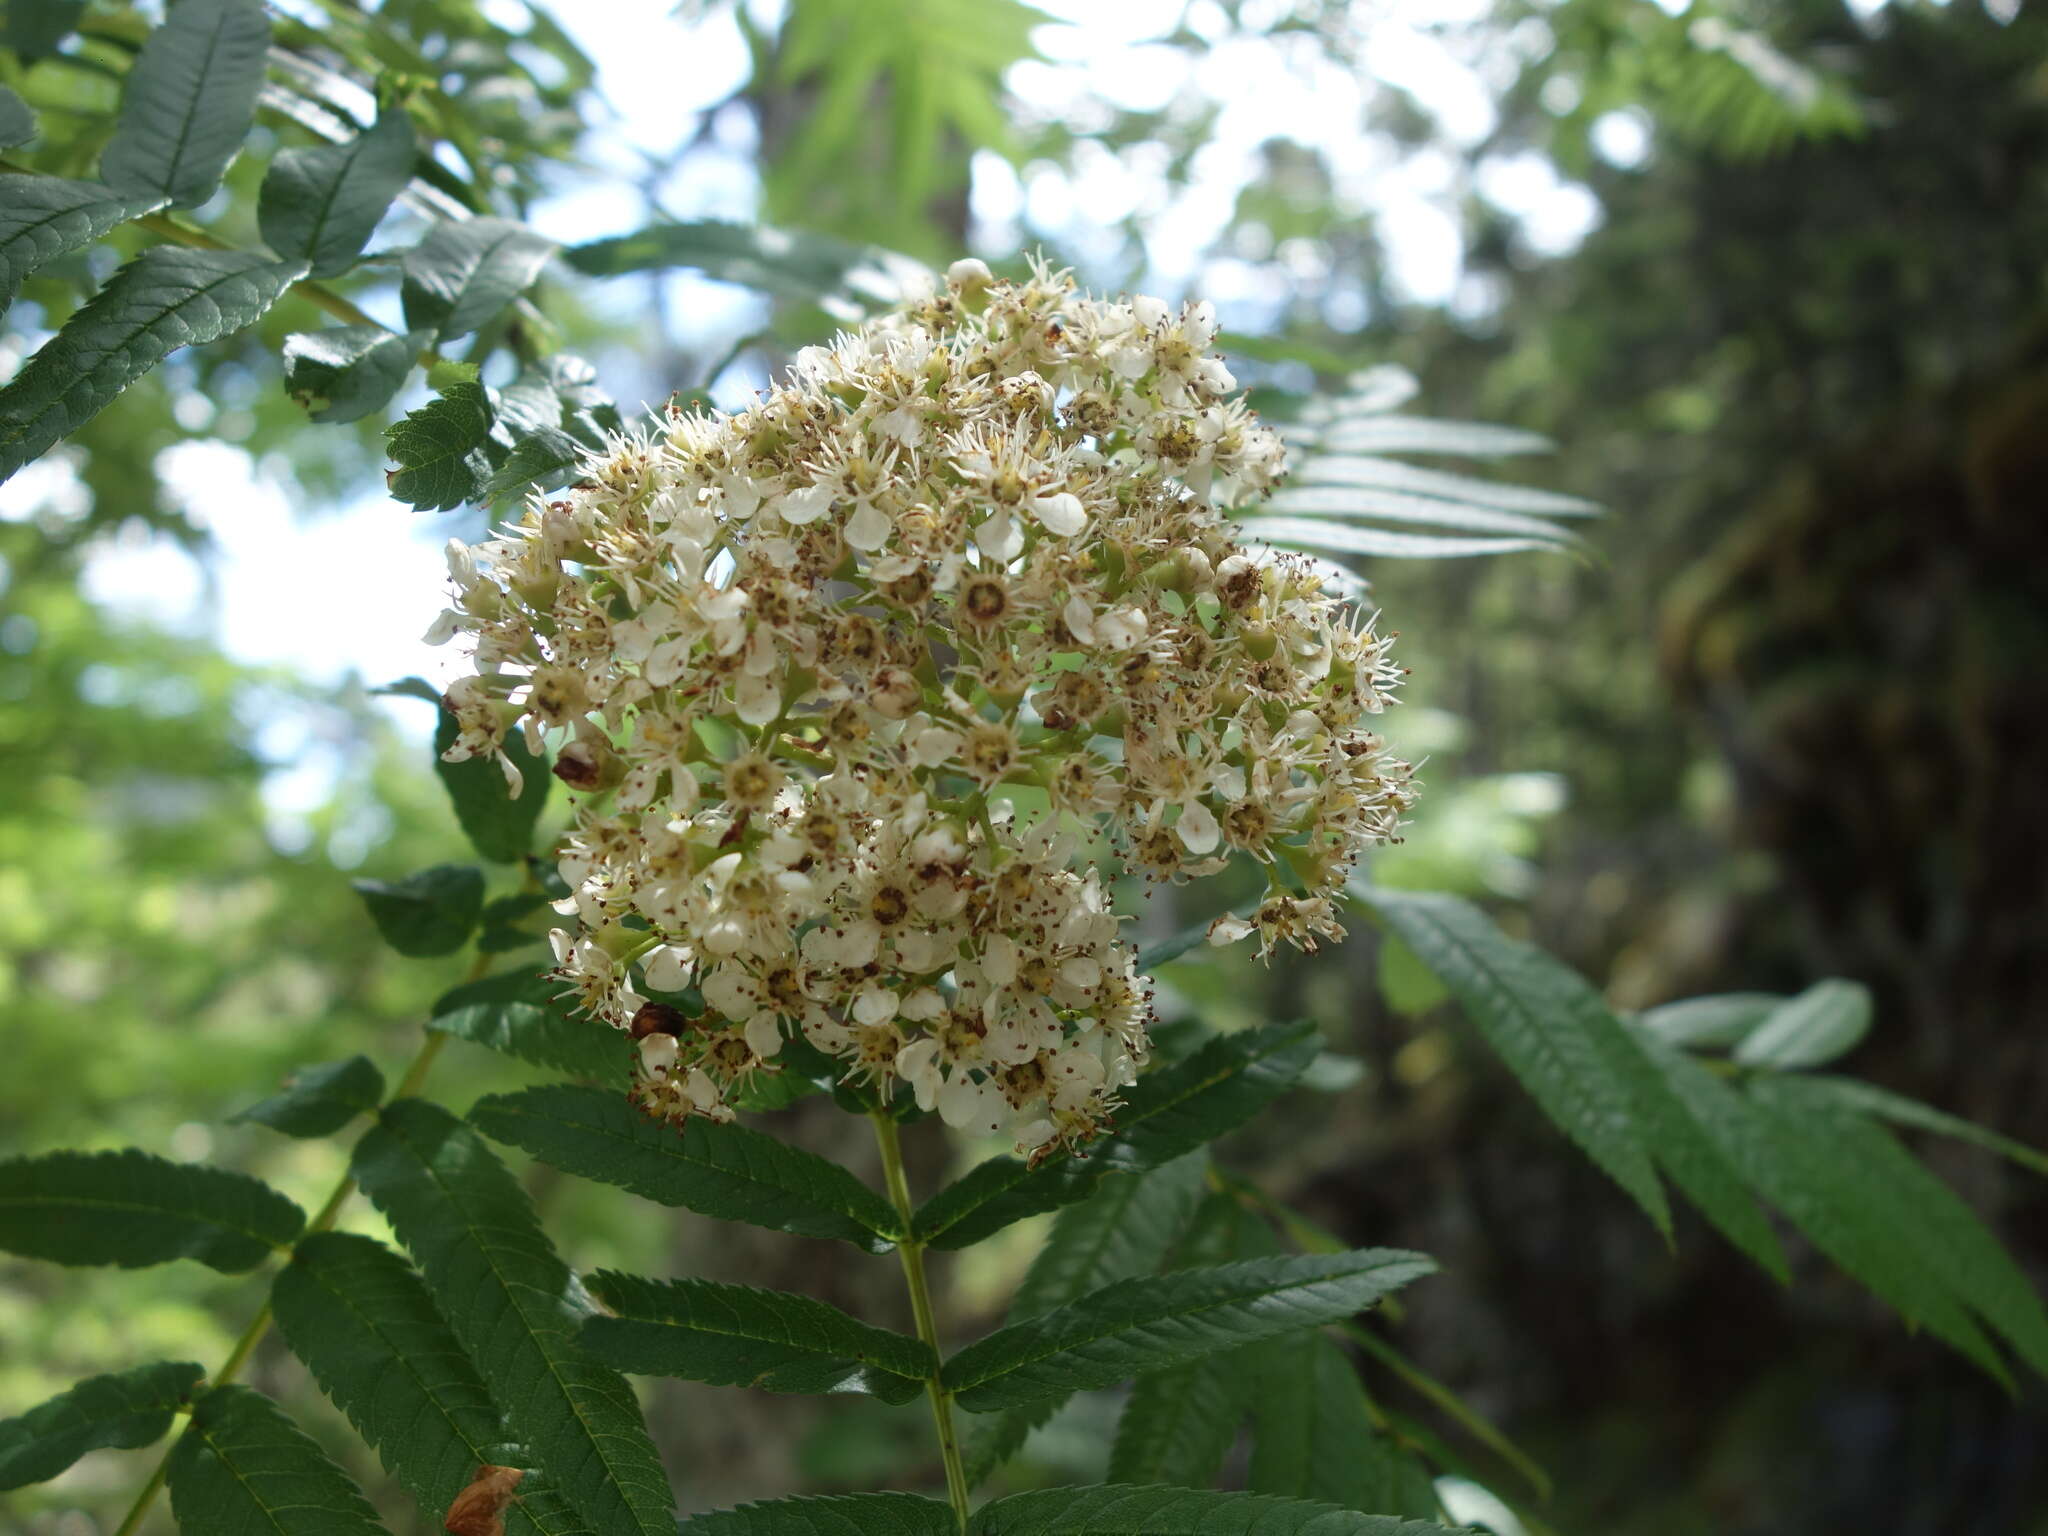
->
283;325;422;424
0;247;303;483
401;217;556;341
1355;885;1670;1235
259;110;415;277
353;863;484;957
1800;1076;2048;1179
351;1100;675;1536
231;1055;385;1138
1732;980;1871;1070
1633;992;1782;1051
969;1485;1461;1536
1341;1325;1549;1503
385;376;494;510
581;1270;931;1403
0;175;159;318
432;971;631;1082
165;1385;386;1535
431;700;551;861
944;1249;1435;1413
3;1;86;57
0;1149;302;1271
563;220;878;297
1108;1351;1247;1488
0;1362;203;1491
486;423;588;499
682;1493;957;1536
916;1022;1318;1250
469;1084;900;1250
1248;1336;1428;1519
0;86;32;148
100;0;270;208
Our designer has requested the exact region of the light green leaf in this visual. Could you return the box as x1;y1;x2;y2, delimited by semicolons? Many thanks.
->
1633;992;1781;1050
0;1149;302;1271
969;1485;1462;1536
100;0;270;208
916;1022;1318;1250
468;1084;900;1250
944;1250;1435;1413
431;971;632;1083
430;698;552;862
259;110;415;277
581;1271;931;1403
352;863;484;957
1799;1076;2048;1179
0;86;33;148
1733;980;1871;1070
401;217;556;341
351;1100;675;1536
1248;1336;1430;1520
165;1385;386;1535
1250;517;1550;562
0;1362;203;1491
284;325;422;425
0;175;161;317
385;376;494;510
0;247;304;483
231;1055;385;1138
681;1493;957;1536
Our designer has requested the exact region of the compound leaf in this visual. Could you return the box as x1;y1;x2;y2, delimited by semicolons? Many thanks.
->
0;1149;301;1272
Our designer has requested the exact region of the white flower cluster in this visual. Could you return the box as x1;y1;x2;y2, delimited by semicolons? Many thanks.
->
428;257;1416;1156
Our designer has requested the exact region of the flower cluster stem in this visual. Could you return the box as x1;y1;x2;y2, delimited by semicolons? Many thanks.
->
872;1111;972;1534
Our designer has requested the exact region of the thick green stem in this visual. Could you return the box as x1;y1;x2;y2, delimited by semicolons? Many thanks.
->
872;1112;972;1533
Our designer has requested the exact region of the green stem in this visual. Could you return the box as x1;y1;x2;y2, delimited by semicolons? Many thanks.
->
872;1112;972;1533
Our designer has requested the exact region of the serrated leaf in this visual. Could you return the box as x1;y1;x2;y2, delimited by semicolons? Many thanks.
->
259;109;414;277
1108;1350;1247;1488
469;1084;900;1250
966;1156;1208;1483
1733;979;1871;1070
682;1493;957;1536
271;1232;557;1531
1354;885;1670;1235
1247;1336;1427;1519
431;970;631;1082
386;377;494;510
969;1485;1462;1536
1799;1076;2048;1179
402;217;556;341
100;0;270;208
283;325;422;424
351;1099;675;1536
916;1022;1318;1250
0;247;303;483
165;1385;386;1535
0;175;159;317
1249;517;1550;562
0;1149;302;1271
0;86;32;148
231;1055;385;1137
0;1361;203;1491
1634;992;1782;1050
430;699;552;861
944;1249;1434;1413
581;1270;930;1403
353;862;484;957
486;423;588;499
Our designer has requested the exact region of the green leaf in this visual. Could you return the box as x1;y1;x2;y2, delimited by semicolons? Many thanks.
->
1732;980;1871;1070
969;1485;1461;1536
944;1249;1435;1413
469;1084;900;1250
3;1;86;58
681;1493;957;1536
1108;1350;1247;1488
485;423;588;500
1799;1076;2048;1179
165;1385;386;1535
432;700;551;862
259;110;415;277
0;1361;203;1491
272;1232;531;1525
431;970;631;1082
1340;1325;1550;1503
1633;992;1781;1050
353;863;484;957
402;217;556;341
0;1149;302;1271
231;1055;385;1138
100;0;270;208
0;86;32;148
563;220;881;297
385;375;494;511
0;247;304;483
0;175;159;318
581;1270;931;1403
1247;1336;1428;1519
283;325;422;425
351;1099;675;1536
1354;885;1670;1235
916;1022;1318;1250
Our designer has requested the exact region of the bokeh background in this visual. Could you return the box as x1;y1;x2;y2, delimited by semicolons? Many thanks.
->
4;0;2045;1532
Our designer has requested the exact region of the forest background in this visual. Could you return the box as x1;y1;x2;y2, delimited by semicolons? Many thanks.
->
3;0;2044;1531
